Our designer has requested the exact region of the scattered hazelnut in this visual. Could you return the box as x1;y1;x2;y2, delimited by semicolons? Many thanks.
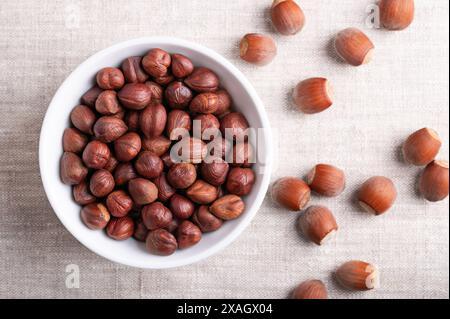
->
63;128;88;154
293;78;333;114
226;167;255;196
96;67;125;90
145;81;164;104
70;104;96;135
271;0;305;36
419;160;449;202
220;112;249;141
82;140;111;169
200;158;229;186
146;229;178;256
271;177;311;211
298;206;338;245
186;180;219;204
95;90;121;115
165;81;193;109
192;205;223;233
185;67;219;92
133;220;149;242
307;164;345;197
106;190;133;217
114;132;142;162
152;173;176;202
81;203;111;230
142;48;171;78
114;162;137;186
134;151;164;179
380;0;414;31
168;194;195;219
81;85;103;108
210;195;245;220
121;56;149;83
73;181;96;205
176;220;202;249
239;33;277;66
142;136;172;156
60;152;88;185
106;216;134;241
214;89;232;117
142;202;173;230
171;53;194;78
118;83;152;110
93;116;128;143
90;169;115;198
334;28;374;66
358;176;397;215
166;110;192;140
402;128;441;166
128;178;158;205
292;280;328;299
336;260;380;291
139;103;167;138
189;92;219;114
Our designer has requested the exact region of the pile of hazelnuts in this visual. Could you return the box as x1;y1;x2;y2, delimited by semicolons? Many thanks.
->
60;48;257;256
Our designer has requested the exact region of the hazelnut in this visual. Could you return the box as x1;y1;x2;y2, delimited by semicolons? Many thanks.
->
176;220;202;249
358;176;397;215
192;205;223;233
128;178;158;205
271;0;305;36
165;81;193;109
336;260;380;291
106;190;133;217
93;116;128;143
152;173;176;202
307;164;345;197
70;105;96;135
167;163;197;189
402;128;441;166
142;136;172;157
168;194;195;219
96;67;125;90
226;167;255;196
146;229;178;256
114;132;142;162
239;33;277;66
292;280;328;299
121;56;149;83
95;90;121;115
63;128;88;154
166;110;192;140
73;181;96;205
171;53;194;78
145;81;164;104
118;83;152;110
90;169;115;197
60;152;88;185
81;85;103;108
189;92;219;114
82;140;111;169
186;180;219;204
298;206;338;245
142;48;171;78
140;104;167;138
124;111;140;132
154;73;175;86
271;177;311;211
207;137;232;159
214;89;232;117
133;220;149;242
334;28;374;66
293;78;333;114
142;202;173;230
81;203;111;230
380;0;414;31
220;112;249;141
419;160;449;202
134;151;164;179
104;155;119;172
185;67;219;92
231;142;255;167
114;162;137;186
173;137;207;164
210;195;245;220
106;216;134;241
194;114;220;140
200;158;229;186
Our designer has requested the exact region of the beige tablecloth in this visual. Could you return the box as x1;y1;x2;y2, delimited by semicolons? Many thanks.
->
0;0;448;299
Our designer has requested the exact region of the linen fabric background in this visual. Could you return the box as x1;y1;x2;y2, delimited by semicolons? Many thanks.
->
0;0;448;299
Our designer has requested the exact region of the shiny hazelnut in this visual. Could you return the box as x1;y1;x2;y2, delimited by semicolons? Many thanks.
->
161;152;175;168
82;140;111;169
226;167;255;196
124;111;140;132
307;164;345;197
194;114;220;140
271;0;305;36
336;260;380;291
104;155;119;172
152;173;176;202
145;81;164;104
165;81;193;109
90;169;115;197
402;128;441;166
142;136;172;156
380;0;414;31
210;195;245;220
154;73;175;86
63;128;88;154
292;280;328;300
134;151;164;179
118;83;152;110
220;112;249;141
192;205;223;233
200;157;229;186
185;67;219;92
293;78;333;114
70;105;96;135
176;220;202;249
166;110;192;140
114;162;137;186
419;160;449;202
271;177;311;211
298;205;338;245
142;48;171;78
114;132;142;162
81;85;103;108
93;116;128;143
60;152;88;185
189;92;219;114
171;53;194;78
95;90;121;115
81;203;111;230
231;143;255;167
142;202;173;230
168;194;195;219
358;176;397;215
172;137;207;164
73;181;96;205
334;28;374;66
140;104;167;138
146;229;178;256
106;190;133;217
128;178;158;205
167;163;197;189
214;89;232;117
106;216;134;241
121;56;149;83
96;67;125;90
186;180;219;204
133;220;149;242
239;33;277;66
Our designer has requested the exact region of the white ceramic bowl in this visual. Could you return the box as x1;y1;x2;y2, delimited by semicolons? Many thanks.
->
39;37;272;269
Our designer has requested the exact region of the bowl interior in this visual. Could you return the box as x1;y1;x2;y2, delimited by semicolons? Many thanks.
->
40;38;272;269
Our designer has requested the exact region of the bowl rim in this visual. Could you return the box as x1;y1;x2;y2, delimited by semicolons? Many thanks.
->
39;36;273;269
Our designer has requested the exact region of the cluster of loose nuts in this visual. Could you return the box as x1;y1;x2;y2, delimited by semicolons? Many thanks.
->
61;49;258;256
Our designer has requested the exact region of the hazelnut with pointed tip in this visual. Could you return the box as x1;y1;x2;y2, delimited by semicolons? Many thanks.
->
358;176;397;215
292;280;328;299
419;160;449;202
334;28;374;66
239;33;277;66
336;260;380;291
380;0;414;31
307;164;345;196
298;206;338;245
271;177;311;211
271;0;305;36
293;78;333;114
402;128;441;166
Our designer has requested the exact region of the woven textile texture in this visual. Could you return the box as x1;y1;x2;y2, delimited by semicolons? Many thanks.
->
0;0;448;299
